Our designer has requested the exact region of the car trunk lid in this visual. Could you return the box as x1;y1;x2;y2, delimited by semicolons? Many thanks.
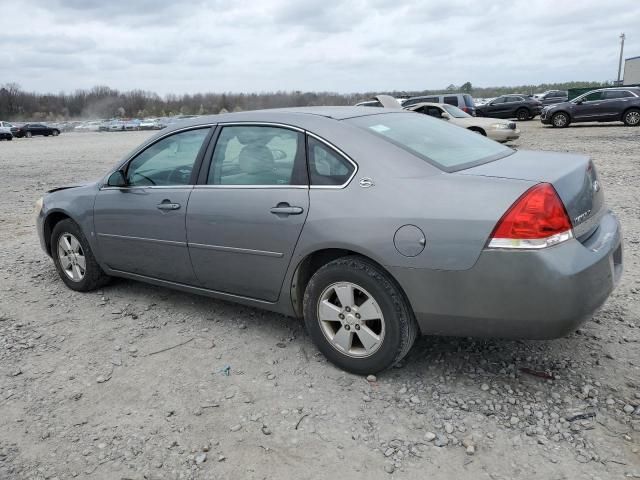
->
457;150;605;241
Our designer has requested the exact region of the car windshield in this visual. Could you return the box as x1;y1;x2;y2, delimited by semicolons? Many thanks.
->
441;104;471;118
347;112;513;172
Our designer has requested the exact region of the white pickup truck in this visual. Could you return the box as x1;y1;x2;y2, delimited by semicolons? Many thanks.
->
0;121;15;140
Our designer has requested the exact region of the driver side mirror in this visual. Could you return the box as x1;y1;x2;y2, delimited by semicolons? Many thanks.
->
107;170;127;187
440;112;451;120
576;100;583;105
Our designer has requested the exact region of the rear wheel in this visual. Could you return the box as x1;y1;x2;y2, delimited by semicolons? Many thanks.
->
25;131;32;138
51;219;110;292
52;130;60;136
623;108;640;126
303;256;417;374
552;112;570;128
516;108;530;121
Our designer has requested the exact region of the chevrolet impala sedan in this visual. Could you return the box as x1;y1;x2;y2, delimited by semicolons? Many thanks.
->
36;108;623;373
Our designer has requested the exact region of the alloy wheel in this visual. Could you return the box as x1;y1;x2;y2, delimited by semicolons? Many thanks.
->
317;282;385;358
553;114;568;127
625;111;640;126
57;233;86;282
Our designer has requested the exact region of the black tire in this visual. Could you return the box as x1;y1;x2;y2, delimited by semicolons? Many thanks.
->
303;256;418;374
516;108;530;121
25;131;32;138
51;219;110;292
551;112;570;128
52;129;60;136
622;108;640;127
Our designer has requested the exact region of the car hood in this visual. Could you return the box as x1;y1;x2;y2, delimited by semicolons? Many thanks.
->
47;181;95;194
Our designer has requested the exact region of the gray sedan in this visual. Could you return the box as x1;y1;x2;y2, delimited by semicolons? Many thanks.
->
36;108;623;373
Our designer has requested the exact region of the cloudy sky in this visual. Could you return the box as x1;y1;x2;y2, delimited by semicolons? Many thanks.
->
2;0;638;94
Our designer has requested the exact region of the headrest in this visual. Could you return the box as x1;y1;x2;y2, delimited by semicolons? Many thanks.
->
238;145;274;174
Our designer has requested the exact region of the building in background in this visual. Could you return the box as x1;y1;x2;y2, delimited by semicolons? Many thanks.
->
624;56;640;85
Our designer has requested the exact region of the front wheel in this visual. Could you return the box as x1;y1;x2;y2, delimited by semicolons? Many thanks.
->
303;256;418;374
551;112;570;128
623;108;640;126
52;130;60;136
51;219;110;291
25;131;32;138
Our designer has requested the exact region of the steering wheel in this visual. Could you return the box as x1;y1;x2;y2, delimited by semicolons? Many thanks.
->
167;166;192;184
131;172;156;186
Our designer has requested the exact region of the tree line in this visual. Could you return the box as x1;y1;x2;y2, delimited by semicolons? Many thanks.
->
0;80;611;121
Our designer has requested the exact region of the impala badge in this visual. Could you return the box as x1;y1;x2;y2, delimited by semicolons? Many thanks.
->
359;177;374;188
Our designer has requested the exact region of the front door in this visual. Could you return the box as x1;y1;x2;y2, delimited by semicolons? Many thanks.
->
94;127;211;283
187;124;309;302
572;91;603;121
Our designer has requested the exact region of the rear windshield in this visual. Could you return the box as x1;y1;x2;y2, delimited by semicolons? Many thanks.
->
463;94;474;107
346;112;513;172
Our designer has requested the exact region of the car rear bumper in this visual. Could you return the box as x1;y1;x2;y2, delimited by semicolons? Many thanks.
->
390;210;622;339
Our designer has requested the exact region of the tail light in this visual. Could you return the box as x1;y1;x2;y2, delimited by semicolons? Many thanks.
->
488;183;573;249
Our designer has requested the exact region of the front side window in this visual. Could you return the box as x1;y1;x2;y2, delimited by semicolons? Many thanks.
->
126;128;209;186
347;112;512;172
582;91;603;102
491;97;506;104
307;137;355;186
207;126;305;186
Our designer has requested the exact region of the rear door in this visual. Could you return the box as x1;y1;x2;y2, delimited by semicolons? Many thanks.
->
186;124;309;301
601;90;635;120
94;127;211;283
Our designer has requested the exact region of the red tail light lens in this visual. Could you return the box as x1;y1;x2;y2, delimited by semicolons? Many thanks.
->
488;183;573;249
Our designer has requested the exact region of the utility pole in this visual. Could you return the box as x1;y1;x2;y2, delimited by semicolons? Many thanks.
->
617;33;625;86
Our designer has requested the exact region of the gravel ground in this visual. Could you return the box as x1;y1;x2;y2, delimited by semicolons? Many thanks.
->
0;122;638;480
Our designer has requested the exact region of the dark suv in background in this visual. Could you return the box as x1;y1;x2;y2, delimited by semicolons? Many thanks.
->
475;95;542;120
535;90;568;105
540;88;640;128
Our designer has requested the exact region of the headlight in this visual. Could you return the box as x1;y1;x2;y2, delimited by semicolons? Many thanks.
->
491;123;510;130
34;197;43;215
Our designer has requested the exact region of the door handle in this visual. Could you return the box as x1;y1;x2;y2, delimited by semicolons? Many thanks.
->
157;201;181;211
270;203;304;216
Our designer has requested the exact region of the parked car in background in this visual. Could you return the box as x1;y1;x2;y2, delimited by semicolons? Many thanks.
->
535;90;568;105
74;121;102;132
13;123;60;138
139;118;164;130
541;87;640;128
36;107;622;373
406;102;520;142
0;121;17;137
475;95;542;120
401;93;476;115
124;119;141;131
0;125;12;140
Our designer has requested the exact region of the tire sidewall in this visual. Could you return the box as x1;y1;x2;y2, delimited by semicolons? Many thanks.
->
516;109;529;121
303;260;407;374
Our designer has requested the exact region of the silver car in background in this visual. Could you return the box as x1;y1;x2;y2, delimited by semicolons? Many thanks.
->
36;108;622;373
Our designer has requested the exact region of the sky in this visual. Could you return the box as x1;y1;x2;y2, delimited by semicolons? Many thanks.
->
1;0;638;95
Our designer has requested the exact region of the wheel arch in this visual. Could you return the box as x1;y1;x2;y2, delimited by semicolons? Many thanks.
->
467;126;486;136
43;210;73;256
622;106;640;122
289;248;414;326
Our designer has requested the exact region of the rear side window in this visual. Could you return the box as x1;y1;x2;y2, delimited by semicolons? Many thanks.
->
603;90;634;99
307;137;355;186
347;112;512;172
443;96;458;106
208;126;306;186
